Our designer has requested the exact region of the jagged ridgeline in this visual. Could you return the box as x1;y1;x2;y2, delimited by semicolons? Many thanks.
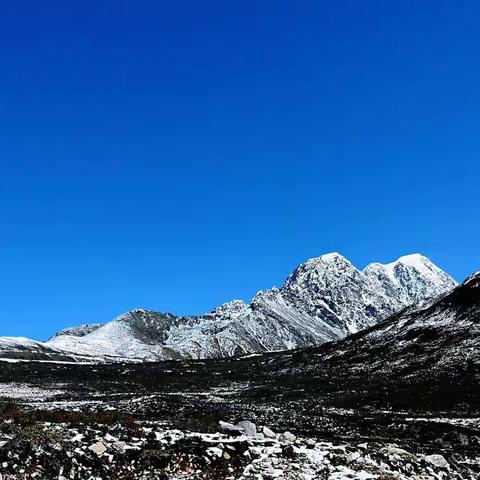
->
0;253;456;361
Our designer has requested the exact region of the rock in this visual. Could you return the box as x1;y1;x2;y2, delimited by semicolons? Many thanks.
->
219;421;241;434
384;446;408;456
236;420;257;437
346;451;361;463
262;426;276;439
381;446;415;461
424;454;449;469
88;442;107;456
249;446;263;456
223;451;231;460
113;441;126;453
281;432;297;443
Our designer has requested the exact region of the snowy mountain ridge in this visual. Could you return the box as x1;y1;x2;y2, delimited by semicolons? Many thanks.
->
36;252;456;361
0;252;457;362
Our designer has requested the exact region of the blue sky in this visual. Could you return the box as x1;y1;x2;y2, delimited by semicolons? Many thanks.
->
0;1;479;339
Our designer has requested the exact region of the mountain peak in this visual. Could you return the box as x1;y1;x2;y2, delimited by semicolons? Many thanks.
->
397;252;427;261
394;253;433;271
318;251;344;261
311;252;348;263
364;253;449;278
211;300;248;316
41;251;458;362
299;252;353;271
284;252;355;290
364;253;457;306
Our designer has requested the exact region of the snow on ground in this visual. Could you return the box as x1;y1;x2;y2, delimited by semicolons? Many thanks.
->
0;383;66;401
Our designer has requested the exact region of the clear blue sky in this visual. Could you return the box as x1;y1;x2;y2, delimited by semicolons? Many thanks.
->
0;1;479;339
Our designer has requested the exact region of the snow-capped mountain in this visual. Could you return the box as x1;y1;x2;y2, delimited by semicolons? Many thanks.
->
265;269;480;411
364;253;456;304
40;252;456;361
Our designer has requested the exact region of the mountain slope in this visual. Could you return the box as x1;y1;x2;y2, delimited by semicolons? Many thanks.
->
0;337;102;362
255;269;480;412
50;323;103;339
44;252;456;360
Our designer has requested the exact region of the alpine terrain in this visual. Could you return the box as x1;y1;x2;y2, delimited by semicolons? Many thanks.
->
0;264;478;479
0;253;456;362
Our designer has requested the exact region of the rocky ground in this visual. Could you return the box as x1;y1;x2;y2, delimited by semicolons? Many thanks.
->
0;406;477;480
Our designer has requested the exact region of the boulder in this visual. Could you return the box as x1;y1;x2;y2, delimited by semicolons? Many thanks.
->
424;454;449;469
262;426;276;439
88;441;107;456
219;421;240;434
381;446;415;461
281;432;297;443
347;451;361;463
236;420;257;437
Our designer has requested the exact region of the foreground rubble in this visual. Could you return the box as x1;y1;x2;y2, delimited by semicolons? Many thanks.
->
0;417;478;480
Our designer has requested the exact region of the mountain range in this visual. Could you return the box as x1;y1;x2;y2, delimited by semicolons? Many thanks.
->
0;252;456;362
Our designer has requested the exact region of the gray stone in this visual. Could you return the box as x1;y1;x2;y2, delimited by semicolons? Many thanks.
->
381;446;415;461
262;426;276;439
219;421;238;432
88;441;107;456
424;454;449;469
281;431;297;443
236;420;257;437
113;441;126;453
347;451;361;463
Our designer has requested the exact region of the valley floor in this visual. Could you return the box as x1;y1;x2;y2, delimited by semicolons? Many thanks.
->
0;357;479;479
